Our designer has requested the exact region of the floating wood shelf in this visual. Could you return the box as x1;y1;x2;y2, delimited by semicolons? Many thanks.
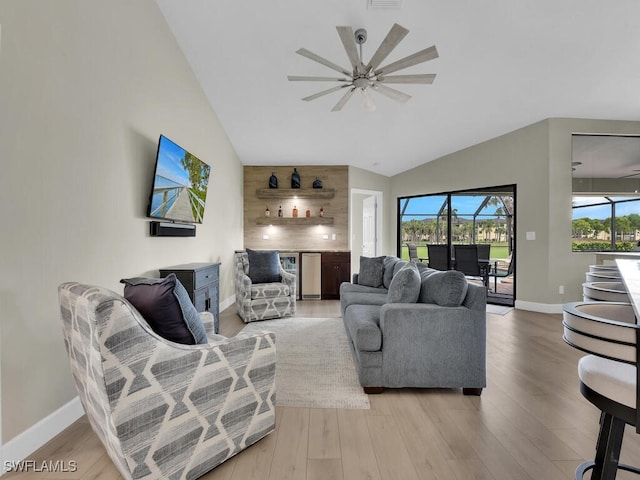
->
256;188;335;199
255;217;334;226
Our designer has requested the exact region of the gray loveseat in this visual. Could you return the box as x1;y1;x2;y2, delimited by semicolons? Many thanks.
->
340;255;486;395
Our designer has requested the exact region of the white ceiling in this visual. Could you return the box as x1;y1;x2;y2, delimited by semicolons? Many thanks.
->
155;0;640;177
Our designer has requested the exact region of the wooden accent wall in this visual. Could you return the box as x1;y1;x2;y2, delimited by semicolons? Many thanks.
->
243;166;349;251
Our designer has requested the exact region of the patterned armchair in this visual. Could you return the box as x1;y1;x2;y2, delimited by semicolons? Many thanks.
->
58;282;276;480
234;251;296;323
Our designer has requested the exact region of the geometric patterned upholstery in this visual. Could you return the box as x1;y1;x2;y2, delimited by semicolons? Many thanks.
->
234;252;296;323
58;282;276;480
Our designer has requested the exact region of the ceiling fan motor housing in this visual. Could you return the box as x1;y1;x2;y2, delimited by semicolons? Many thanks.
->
354;28;367;45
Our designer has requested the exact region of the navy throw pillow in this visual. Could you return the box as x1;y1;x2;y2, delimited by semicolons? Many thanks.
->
246;249;281;283
120;274;207;344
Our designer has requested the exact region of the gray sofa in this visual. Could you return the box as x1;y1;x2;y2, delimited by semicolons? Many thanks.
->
340;255;487;395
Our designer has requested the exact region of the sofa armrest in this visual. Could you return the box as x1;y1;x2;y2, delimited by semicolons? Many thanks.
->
379;303;486;386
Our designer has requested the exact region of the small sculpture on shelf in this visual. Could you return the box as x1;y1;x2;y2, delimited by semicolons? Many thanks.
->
278;205;283;217
291;168;300;189
269;172;278;189
319;207;325;218
312;177;323;189
265;206;270;217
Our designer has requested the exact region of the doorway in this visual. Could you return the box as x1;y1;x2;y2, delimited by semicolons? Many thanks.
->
350;189;383;275
397;184;516;306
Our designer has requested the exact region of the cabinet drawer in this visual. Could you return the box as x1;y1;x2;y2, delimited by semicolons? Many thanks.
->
194;265;218;289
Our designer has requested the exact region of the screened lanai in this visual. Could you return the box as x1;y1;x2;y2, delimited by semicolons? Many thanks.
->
398;185;516;306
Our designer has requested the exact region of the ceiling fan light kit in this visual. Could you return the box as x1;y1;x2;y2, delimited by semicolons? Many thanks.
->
288;23;438;112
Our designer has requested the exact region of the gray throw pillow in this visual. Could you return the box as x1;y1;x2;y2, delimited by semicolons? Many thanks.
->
246;249;281;283
358;256;385;287
387;262;421;303
120;274;208;344
383;256;399;288
419;270;469;307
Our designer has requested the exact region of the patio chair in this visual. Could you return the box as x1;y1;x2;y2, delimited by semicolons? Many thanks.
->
488;251;515;292
426;244;449;270
453;245;489;287
406;243;426;263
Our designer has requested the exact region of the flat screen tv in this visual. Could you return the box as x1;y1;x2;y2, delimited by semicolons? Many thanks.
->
147;135;211;224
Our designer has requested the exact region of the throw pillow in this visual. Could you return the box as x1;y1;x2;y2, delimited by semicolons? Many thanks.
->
419;270;469;307
120;274;208;345
382;256;399;288
387;262;421;303
246;249;281;283
358;256;385;288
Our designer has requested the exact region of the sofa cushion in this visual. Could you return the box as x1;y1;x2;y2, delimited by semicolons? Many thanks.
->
387;262;421;303
383;256;400;288
392;259;410;277
340;291;388;315
419;270;469;307
340;282;389;296
120;274;207;344
358;256;385;287
247;249;281;283
344;304;382;351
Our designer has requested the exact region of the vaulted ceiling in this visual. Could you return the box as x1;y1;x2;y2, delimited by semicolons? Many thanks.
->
155;0;640;177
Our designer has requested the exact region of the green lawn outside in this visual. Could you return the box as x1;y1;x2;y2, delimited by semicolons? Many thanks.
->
400;243;511;262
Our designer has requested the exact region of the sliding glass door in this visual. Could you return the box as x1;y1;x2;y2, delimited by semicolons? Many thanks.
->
398;185;516;306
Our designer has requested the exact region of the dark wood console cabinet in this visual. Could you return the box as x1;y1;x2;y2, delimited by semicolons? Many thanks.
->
321;252;350;299
160;262;220;333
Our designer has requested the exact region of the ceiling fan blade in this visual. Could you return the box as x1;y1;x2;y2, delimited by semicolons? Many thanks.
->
296;48;352;76
361;88;377;112
336;26;361;74
302;84;350;102
288;75;351;82
331;87;356;112
371;83;411;103
365;23;409;73
376;73;436;84
374;45;439;76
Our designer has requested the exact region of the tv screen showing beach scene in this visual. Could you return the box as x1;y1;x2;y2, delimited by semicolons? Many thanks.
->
147;135;211;224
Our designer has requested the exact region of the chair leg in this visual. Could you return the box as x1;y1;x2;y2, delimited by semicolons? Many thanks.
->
578;411;626;480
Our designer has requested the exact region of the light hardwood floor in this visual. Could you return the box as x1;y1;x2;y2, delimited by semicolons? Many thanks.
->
6;301;640;480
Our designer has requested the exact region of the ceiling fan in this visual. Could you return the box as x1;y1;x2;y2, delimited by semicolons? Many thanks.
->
288;23;438;112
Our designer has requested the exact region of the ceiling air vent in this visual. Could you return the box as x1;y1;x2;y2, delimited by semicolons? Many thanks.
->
368;0;402;9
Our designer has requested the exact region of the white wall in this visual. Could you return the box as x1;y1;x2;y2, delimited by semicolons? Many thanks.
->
0;0;243;447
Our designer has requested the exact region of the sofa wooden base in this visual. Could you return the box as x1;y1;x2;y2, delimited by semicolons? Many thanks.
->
363;386;384;394
463;388;483;396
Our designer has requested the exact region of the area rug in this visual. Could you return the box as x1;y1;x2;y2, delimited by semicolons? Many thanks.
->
487;304;514;315
241;317;370;409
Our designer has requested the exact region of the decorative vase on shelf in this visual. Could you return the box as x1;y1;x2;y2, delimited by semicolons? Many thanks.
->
278;205;283;217
319;207;325;218
269;172;278;189
291;168;300;189
265;206;270;217
305;209;311;218
312;177;323;189
292;205;298;218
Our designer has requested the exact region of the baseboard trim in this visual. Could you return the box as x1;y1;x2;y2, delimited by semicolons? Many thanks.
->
1;396;84;475
220;295;234;313
514;300;563;314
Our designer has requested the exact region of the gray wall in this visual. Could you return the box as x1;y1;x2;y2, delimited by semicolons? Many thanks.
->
0;0;243;442
390;118;640;308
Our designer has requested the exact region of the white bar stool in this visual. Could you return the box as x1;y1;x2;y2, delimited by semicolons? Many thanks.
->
563;301;640;480
582;282;630;302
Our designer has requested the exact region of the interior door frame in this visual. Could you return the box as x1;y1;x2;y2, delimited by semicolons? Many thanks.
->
350;188;383;274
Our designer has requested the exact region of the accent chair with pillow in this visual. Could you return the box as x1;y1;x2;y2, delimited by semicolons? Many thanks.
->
234;249;297;323
58;282;276;480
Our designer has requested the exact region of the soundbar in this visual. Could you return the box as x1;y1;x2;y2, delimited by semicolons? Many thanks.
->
150;221;196;237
